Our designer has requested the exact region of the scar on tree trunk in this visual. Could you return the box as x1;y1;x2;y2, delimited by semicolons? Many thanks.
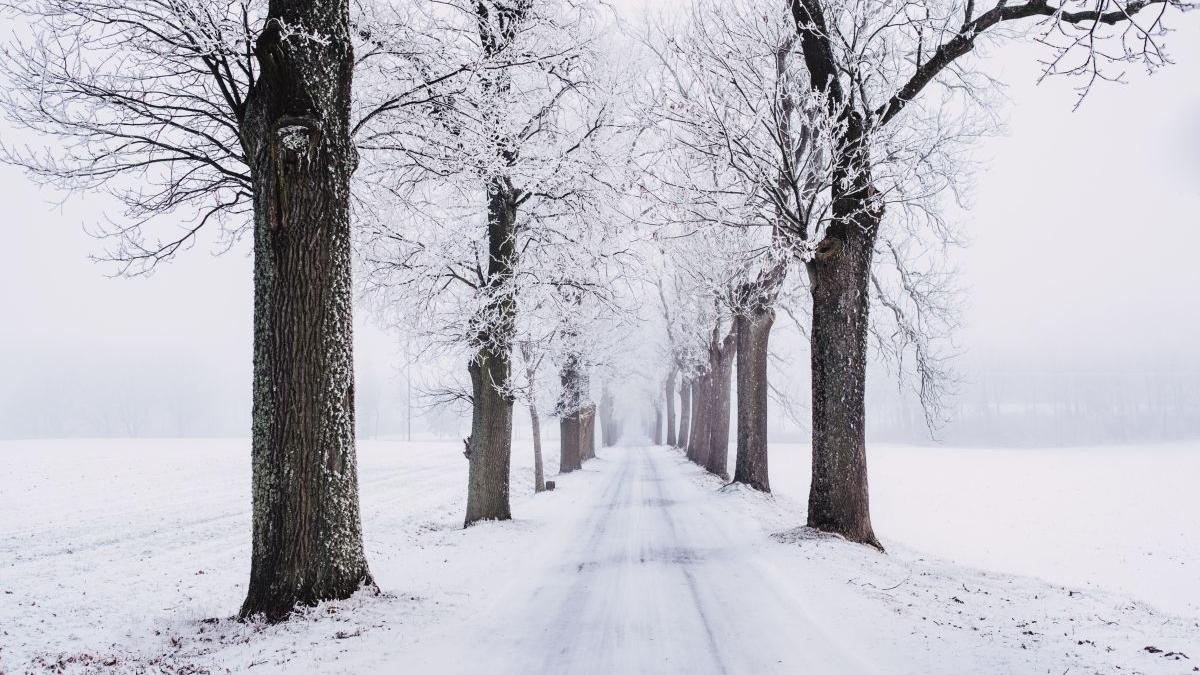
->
240;2;373;622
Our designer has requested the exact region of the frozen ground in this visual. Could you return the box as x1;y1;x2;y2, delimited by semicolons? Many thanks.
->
1;438;1197;674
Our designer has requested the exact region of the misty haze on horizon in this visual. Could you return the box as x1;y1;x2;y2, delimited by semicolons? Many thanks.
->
0;15;1197;447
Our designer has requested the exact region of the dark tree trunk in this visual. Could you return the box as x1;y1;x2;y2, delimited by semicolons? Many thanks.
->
677;379;691;449
687;373;711;466
664;366;678;447
558;350;589;472
805;109;881;549
239;0;372;622
463;182;519;526
559;414;582;473
580;404;596;460
705;330;736;478
733;305;774;492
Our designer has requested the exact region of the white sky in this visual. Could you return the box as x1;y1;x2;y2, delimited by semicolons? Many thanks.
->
0;6;1196;438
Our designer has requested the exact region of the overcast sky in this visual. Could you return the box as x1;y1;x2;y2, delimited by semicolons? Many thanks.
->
0;7;1196;439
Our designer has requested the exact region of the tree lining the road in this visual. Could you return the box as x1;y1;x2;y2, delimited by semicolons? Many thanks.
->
0;0;1191;623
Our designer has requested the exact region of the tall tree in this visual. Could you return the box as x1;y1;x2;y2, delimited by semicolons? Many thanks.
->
0;0;413;620
356;0;617;525
787;0;1189;546
239;0;373;620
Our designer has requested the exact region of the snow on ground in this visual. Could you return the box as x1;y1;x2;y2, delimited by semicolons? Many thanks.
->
1;438;1197;674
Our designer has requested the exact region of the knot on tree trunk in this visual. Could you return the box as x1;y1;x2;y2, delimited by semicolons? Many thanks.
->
815;236;843;262
273;116;323;167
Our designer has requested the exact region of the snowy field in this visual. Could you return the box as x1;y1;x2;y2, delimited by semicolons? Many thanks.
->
2;438;1198;674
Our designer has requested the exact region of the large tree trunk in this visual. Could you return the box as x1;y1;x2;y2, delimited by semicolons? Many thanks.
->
805;110;881;549
464;182;518;526
240;0;372;622
687;373;711;466
792;0;880;549
664;366;678;447
580;404;596;460
558;350;587;472
677;379;691;449
733;304;774;492
705;330;736;478
559;414;582;473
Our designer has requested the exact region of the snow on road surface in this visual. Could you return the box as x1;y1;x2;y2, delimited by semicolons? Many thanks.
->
2;439;1198;674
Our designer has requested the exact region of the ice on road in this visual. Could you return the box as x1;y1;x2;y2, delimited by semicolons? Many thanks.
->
409;446;873;675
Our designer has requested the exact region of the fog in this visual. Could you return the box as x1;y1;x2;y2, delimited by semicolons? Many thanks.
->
0;17;1197;445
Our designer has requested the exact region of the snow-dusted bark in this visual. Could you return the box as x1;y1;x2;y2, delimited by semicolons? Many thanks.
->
733;305;774;491
464;179;519;525
241;0;374;619
704;328;737;478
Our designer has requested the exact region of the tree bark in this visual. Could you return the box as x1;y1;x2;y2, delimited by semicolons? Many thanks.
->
463;181;518;526
805;109;882;549
705;330;736;478
580;404;596;460
653;402;664;446
529;400;545;492
599;384;617;447
239;0;372;622
664;366;678;447
558;350;587;472
677;378;691;449
733;305;774;491
687;372;711;466
519;343;545;493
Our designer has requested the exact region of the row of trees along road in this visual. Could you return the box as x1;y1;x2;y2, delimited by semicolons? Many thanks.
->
0;0;1188;618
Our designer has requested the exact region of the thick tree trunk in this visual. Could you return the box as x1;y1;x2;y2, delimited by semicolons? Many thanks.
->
733;305;774;491
239;0;372;623
664;366;678;447
464;182;518;526
687;373;711;466
705;331;736;478
677;379;691;449
805;110;881;549
558;351;588;472
559;414;582;473
580;404;596;460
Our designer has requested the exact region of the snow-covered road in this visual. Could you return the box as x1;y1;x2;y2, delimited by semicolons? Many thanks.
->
408;446;872;674
3;439;1197;674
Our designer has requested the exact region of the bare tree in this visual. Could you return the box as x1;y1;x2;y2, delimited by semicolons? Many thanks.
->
0;0;409;620
787;0;1191;547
